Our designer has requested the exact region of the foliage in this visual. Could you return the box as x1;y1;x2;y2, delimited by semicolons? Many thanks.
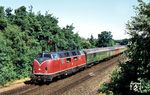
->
81;38;92;49
89;34;96;47
99;0;150;94
0;6;91;85
96;31;114;47
115;38;129;45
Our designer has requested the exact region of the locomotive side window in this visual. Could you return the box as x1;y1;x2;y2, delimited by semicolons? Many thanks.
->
72;51;77;56
66;58;71;63
58;53;64;58
77;51;81;55
51;53;58;59
71;51;78;60
73;57;78;60
59;54;62;58
64;52;70;57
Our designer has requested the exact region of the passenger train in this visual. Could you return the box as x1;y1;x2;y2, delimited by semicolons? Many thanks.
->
31;46;126;82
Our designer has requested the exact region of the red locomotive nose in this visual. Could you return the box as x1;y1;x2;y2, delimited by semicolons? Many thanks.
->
32;53;51;74
33;59;51;74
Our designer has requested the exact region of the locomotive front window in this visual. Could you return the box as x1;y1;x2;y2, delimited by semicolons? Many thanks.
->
36;53;51;63
37;53;43;58
44;54;51;58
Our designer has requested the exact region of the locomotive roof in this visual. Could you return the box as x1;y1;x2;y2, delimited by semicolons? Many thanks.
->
38;50;82;58
41;50;80;54
51;50;81;54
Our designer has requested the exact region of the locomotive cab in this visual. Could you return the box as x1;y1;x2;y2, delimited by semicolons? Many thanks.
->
33;53;51;74
31;53;55;82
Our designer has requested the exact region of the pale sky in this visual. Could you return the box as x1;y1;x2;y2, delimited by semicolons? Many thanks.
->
0;0;146;40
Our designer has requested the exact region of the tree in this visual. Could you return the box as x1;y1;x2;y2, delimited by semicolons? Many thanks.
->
99;0;150;94
81;38;92;49
14;6;29;31
0;32;16;85
3;25;41;78
96;31;113;47
0;5;93;85
0;6;5;18
0;6;7;30
5;7;13;17
115;38;129;45
89;34;96;47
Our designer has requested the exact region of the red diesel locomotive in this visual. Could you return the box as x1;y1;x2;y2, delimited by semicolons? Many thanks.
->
31;46;126;82
31;50;86;82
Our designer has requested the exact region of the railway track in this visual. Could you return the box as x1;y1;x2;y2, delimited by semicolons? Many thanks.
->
50;59;115;95
0;55;126;95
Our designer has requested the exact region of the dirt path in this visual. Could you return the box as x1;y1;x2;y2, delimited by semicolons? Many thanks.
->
0;78;30;93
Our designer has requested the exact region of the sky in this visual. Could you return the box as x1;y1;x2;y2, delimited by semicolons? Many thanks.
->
0;0;144;40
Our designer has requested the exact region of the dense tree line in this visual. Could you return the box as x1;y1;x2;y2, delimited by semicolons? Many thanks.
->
115;38;129;45
89;31;119;48
99;0;150;94
96;31;115;47
0;6;94;85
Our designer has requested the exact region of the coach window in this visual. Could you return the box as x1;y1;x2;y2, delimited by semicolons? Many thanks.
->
93;53;96;57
